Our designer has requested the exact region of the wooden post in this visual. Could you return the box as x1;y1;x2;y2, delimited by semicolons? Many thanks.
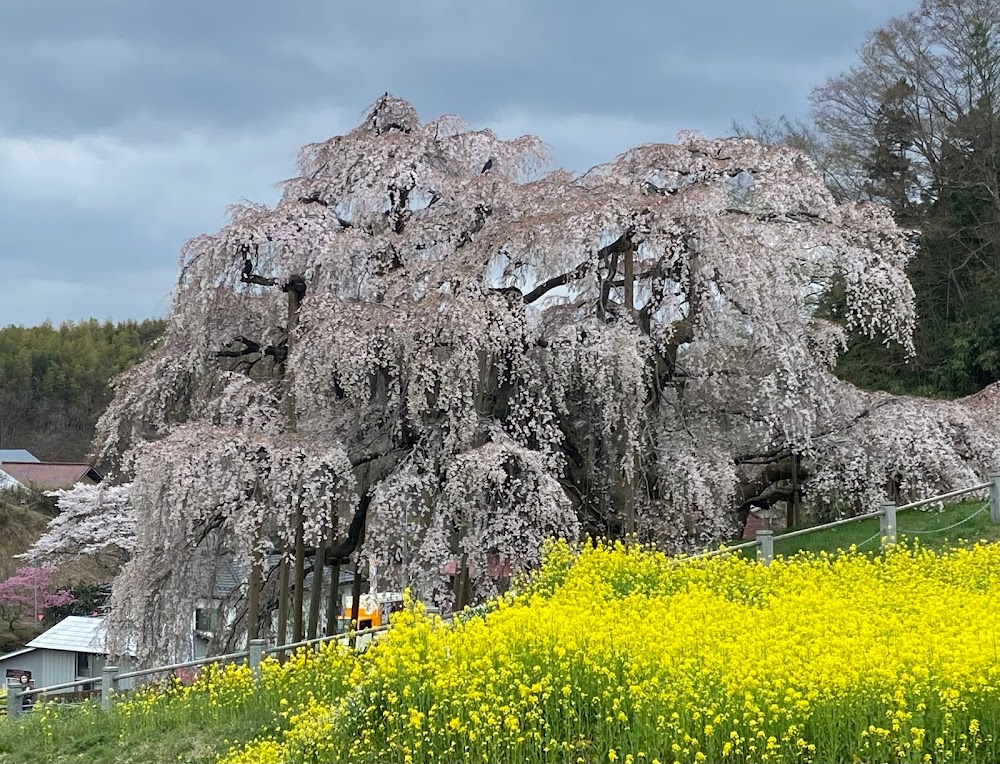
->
307;528;327;640
101;666;119;711
623;238;635;313
248;638;266;680
326;559;341;637
322;515;340;636
247;546;261;642
401;503;409;590
348;562;363;649
276;553;290;659
789;452;801;528
756;530;774;566
6;683;20;720
989;473;1000;524
247;479;266;642
292;511;306;643
455;552;471;610
880;501;897;546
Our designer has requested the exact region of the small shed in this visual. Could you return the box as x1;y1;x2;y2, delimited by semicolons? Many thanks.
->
0;616;129;694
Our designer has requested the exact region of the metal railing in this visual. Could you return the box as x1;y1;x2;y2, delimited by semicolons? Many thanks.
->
7;476;999;720
5;614;428;720
718;477;998;567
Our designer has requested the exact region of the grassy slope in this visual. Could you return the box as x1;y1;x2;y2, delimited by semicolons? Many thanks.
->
771;498;997;557
2;500;998;764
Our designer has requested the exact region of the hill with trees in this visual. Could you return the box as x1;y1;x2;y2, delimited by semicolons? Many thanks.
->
0;319;165;461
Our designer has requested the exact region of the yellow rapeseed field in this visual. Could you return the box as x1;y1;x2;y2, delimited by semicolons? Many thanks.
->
38;540;1000;763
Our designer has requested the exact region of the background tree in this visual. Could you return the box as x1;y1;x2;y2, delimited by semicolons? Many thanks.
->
28;484;134;564
94;95;1000;665
43;582;108;624
0;319;165;460
741;0;1000;396
0;566;74;630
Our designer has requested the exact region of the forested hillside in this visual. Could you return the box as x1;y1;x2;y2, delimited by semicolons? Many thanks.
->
0;319;166;461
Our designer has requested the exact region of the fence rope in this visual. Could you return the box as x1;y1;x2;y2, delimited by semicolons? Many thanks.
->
854;531;882;549
897;501;990;536
770;500;990;553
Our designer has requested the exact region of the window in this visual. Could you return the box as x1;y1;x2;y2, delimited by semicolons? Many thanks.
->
77;652;91;677
195;608;219;633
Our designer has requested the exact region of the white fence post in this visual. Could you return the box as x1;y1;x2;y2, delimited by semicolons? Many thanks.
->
756;530;774;566
880;502;897;546
101;666;119;711
249;638;267;680
989;473;1000;524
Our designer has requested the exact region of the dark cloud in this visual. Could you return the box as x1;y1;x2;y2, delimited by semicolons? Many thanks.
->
0;0;918;326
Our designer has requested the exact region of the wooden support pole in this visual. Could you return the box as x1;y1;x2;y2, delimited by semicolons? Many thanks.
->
324;516;341;636
292;511;306;643
247;546;261;642
307;527;327;640
276;553;290;658
349;562;363;649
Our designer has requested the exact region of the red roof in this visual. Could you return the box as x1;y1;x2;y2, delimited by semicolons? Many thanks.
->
0;462;102;489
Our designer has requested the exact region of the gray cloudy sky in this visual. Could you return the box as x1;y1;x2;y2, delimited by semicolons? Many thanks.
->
0;0;917;327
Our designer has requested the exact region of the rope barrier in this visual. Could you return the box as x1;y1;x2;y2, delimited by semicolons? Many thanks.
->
897;501;989;536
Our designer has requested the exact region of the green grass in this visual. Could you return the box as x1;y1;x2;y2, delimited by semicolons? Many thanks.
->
768;498;997;557
0;667;289;764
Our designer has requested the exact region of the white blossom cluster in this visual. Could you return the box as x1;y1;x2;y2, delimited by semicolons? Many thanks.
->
29;483;134;562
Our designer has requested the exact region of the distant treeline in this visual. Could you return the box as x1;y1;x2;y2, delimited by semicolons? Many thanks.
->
0;319;166;461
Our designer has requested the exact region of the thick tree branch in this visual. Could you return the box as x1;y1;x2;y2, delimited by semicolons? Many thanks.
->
215;336;262;358
241;272;278;287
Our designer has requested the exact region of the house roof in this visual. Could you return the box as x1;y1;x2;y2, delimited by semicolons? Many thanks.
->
0;462;103;489
0;450;39;463
27;616;107;653
0;647;36;663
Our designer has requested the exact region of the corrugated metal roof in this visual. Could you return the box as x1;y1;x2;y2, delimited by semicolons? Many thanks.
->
0;450;39;463
0;462;101;490
27;616;106;653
